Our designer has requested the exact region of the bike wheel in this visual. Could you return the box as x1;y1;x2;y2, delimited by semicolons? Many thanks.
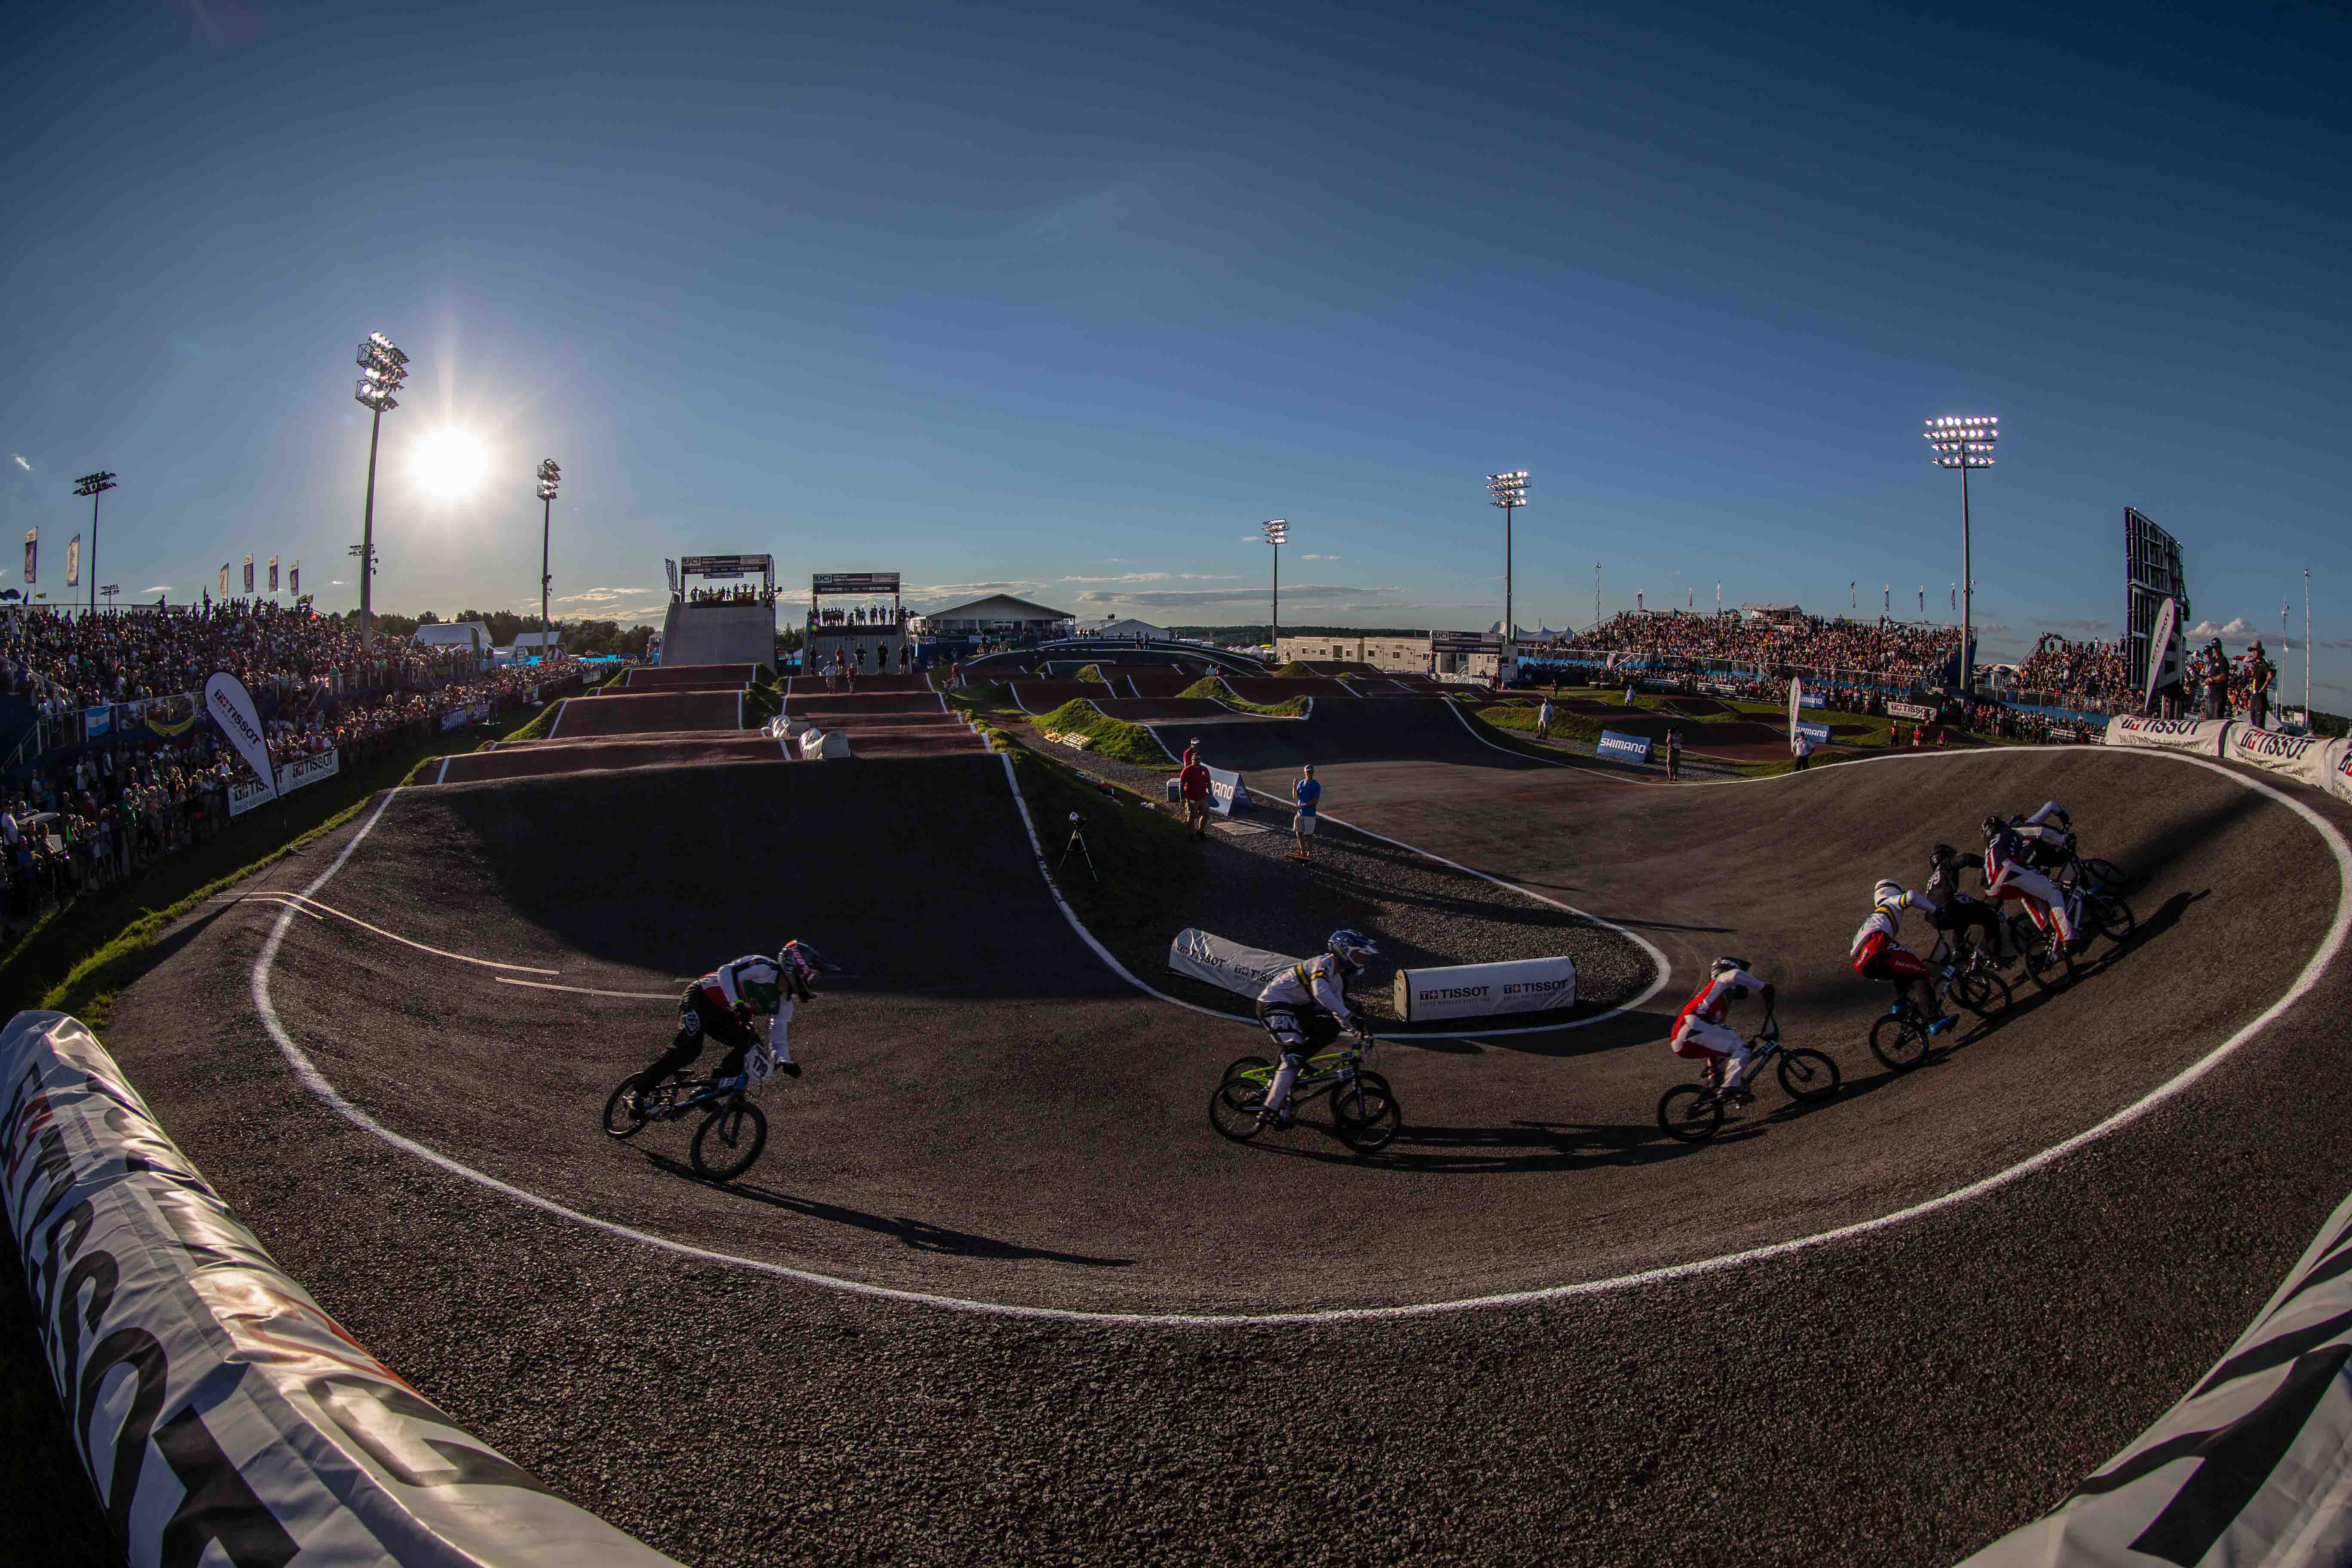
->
2010;914;2068;992
1657;1085;1724;1143
1776;1048;1842;1103
1221;1055;1271;1082
1331;1070;1400;1153
690;1098;768;1181
602;1075;651;1139
1952;968;2012;1020
2084;858;2128;892
2086;893;2136;946
1209;1072;1271;1142
1869;1014;1929;1072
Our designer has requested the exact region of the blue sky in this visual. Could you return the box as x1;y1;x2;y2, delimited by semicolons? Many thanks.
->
5;1;2347;694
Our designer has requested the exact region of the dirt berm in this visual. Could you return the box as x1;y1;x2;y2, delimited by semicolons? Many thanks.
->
625;662;759;688
548;689;743;738
435;735;792;783
1155;695;1530;773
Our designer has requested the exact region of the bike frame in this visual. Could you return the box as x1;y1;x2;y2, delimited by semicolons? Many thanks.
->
1233;1040;1376;1103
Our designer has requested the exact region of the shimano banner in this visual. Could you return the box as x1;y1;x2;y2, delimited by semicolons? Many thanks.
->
1167;929;1301;996
2226;724;2349;792
1393;956;1578;1022
203;671;277;805
2103;714;2233;757
1596;730;1654;764
1204;763;1250;816
1793;720;1834;746
1965;1186;2352;1568
1;1012;683;1568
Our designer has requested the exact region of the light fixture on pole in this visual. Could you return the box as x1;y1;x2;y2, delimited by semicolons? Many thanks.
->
536;459;561;643
352;331;410;649
1925;414;1998;698
100;584;119;612
72;472;116;618
1487;470;1528;677
1262;519;1288;648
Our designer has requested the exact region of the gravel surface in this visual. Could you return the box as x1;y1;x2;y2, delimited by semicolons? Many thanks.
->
70;742;2352;1568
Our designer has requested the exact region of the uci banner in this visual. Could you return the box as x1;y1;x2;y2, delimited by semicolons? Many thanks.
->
204;671;277;805
2104;714;2232;758
1;1012;684;1568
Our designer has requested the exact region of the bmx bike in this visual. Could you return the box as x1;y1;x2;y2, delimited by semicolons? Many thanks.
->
1210;1035;1401;1154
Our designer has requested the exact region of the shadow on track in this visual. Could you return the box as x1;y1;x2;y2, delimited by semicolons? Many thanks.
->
645;1155;1135;1267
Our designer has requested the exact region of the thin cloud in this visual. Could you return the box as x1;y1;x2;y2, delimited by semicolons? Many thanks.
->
1077;584;1401;609
9;455;28;472
140;584;172;593
1061;572;1238;584
1300;554;1342;562
2187;617;2253;638
330;579;346;586
2036;617;2112;633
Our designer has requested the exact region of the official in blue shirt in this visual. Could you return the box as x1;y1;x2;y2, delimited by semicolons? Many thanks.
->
1290;765;1322;863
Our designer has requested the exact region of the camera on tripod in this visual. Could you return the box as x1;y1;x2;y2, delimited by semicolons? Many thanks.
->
1057;810;1098;882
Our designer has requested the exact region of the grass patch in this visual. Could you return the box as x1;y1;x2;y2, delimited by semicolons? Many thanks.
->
0;705;554;1030
1075;664;1108;683
1176;677;1308;717
1034;699;1172;766
497;699;564;743
943;682;1024;718
1000;744;1200;952
1477;701;1604;745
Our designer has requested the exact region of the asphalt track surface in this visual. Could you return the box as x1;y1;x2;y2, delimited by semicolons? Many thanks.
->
548;689;744;737
628;663;760;688
434;734;793;783
101;726;2352;1565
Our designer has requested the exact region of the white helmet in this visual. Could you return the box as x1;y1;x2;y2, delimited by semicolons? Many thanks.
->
1874;879;1903;905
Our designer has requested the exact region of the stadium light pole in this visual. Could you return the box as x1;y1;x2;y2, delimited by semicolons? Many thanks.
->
352;332;410;650
72;472;116;618
1926;414;1998;698
100;584;119;613
536;459;561;645
1262;519;1288;649
1487;470;1528;673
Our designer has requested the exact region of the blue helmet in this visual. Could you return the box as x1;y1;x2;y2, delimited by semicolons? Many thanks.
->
1327;929;1378;974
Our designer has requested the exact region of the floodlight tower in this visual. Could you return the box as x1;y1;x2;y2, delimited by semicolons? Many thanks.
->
72;472;116;617
1262;519;1288;648
1487;469;1528;673
1925;414;1997;698
536;459;561;641
352;332;410;649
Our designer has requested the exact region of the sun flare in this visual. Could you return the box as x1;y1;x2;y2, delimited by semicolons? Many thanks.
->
410;428;489;500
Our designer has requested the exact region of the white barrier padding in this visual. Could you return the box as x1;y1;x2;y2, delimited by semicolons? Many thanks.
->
1963;1187;2352;1568
0;1011;683;1568
2226;724;2349;793
1167;929;1300;996
2104;715;2233;757
1393;956;1578;1022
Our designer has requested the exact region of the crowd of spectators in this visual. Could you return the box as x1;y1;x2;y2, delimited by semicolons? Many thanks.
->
2009;634;2132;710
810;603;899;627
1556;609;1961;684
687;585;772;606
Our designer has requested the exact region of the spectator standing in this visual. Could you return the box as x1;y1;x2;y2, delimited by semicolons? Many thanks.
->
1665;728;1682;782
1792;730;1814;771
2248;641;2276;729
1177;746;1212;839
1536;696;1554;740
2204;638;2230;720
1289;764;1321;864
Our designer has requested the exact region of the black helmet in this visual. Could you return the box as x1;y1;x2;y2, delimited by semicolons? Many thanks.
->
1981;815;2004;842
1929;842;1959;865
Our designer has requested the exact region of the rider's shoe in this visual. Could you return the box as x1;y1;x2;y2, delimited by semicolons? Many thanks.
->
2063;933;2091;956
1926;1013;1958;1036
1723;1087;1756;1108
1255;1106;1295;1132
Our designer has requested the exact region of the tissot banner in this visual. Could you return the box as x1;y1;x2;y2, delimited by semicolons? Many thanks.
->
2225;724;2348;792
1167;928;1302;996
21;528;34;584
2103;714;2233;757
65;533;80;588
228;748;341;818
204;671;277;805
2141;594;2181;711
1393;956;1579;1022
1;1012;686;1568
1887;701;1936;722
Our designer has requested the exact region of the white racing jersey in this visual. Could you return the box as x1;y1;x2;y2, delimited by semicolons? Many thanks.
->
1850;889;1928;956
698;955;786;1016
1257;953;1355;1028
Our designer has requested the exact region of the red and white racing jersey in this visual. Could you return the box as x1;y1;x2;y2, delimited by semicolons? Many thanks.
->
1672;968;1767;1034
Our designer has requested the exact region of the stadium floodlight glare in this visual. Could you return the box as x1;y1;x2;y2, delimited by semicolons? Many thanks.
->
351;332;410;649
1924;415;1997;698
536;459;562;640
72;471;118;618
1487;470;1528;669
1262;519;1289;645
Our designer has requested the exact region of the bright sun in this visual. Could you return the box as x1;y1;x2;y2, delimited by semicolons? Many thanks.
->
410;429;488;500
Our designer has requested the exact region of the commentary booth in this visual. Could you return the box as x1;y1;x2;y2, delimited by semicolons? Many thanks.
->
658;554;777;669
805;571;909;676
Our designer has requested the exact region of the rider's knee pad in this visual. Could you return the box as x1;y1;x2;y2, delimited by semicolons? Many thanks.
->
1281;1052;1305;1068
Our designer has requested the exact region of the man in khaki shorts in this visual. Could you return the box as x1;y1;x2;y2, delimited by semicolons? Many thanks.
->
1288;764;1322;863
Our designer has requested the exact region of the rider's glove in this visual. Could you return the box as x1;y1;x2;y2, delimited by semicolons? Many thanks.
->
1761;983;1776;1005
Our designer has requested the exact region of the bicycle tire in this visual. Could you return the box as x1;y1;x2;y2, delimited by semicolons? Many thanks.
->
602;1075;652;1139
1209;1073;1271;1142
1331;1070;1401;1153
2087;893;2136;946
690;1098;768;1180
1776;1047;1842;1103
2083;858;2128;892
1221;1055;1271;1083
1952;968;2012;1020
1869;1014;1929;1072
1657;1084;1724;1143
2012;914;2073;992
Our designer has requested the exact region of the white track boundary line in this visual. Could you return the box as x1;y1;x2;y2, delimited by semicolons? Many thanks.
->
244;750;2349;1326
495;977;676;1000
228;890;560;973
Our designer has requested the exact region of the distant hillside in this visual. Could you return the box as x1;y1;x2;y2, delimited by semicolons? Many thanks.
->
1170;623;1429;646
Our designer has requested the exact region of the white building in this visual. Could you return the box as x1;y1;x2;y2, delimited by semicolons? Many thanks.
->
913;594;1075;641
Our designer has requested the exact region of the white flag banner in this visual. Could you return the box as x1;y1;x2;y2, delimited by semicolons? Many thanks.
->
1787;676;1804;751
204;671;277;804
65;533;80;588
2143;594;2180;711
1167;928;1302;997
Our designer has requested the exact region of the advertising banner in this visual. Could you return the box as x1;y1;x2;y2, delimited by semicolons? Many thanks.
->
22;527;34;584
1393;956;1579;1022
1167;928;1302;997
1794;720;1834;746
269;556;279;593
65;533;80;588
2104;714;2232;757
2;1012;683;1568
1964;1184;2352;1568
218;564;229;599
1887;701;1936;722
229;749;341;818
665;558;679;596
809;570;897;594
289;560;299;595
1787;675;1802;742
1597;729;1654;765
2142;594;2181;710
2225;724;2349;791
242;554;254;594
204;671;277;806
1203;763;1250;815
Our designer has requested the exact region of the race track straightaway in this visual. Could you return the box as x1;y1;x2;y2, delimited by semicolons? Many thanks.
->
181;742;2348;1323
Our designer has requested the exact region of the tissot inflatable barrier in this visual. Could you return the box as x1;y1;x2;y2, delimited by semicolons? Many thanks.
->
1167;929;1300;995
1963;1186;2352;1567
2226;723;2350;794
1392;956;1579;1023
2102;714;2233;757
0;1011;683;1568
